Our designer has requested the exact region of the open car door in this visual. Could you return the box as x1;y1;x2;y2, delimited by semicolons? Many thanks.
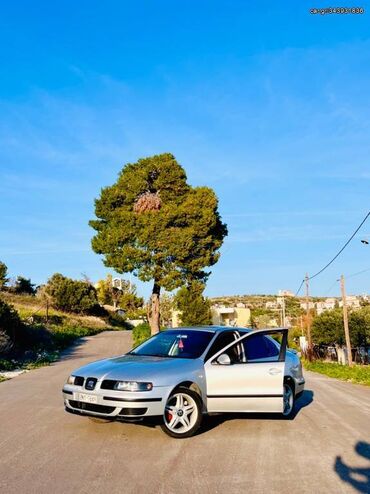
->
204;329;288;413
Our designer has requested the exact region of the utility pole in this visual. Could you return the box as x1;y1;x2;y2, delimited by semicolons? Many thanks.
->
282;296;286;327
340;274;353;367
305;273;313;360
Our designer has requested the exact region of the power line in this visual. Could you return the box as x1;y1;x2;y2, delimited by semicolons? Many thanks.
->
319;267;369;297
295;211;370;295
295;279;305;297
309;211;369;280
323;279;339;297
346;266;370;280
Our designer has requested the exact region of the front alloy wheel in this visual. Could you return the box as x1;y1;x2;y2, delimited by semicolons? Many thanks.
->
161;387;202;438
282;382;295;418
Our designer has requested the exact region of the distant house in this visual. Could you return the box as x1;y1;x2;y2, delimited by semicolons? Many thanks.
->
315;298;337;315
299;301;315;310
278;290;295;297
339;295;361;309
210;306;251;327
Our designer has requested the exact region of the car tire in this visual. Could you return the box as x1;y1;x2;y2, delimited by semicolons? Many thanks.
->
160;386;203;438
282;382;295;419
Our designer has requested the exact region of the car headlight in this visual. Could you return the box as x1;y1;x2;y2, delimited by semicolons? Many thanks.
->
66;375;76;385
114;381;153;391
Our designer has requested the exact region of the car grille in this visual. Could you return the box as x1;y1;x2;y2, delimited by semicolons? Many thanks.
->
68;400;115;414
119;408;147;416
101;379;116;390
74;376;84;386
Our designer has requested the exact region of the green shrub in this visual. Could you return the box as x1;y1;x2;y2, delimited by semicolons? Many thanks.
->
0;261;8;290
311;307;370;347
12;276;36;295
132;322;151;347
46;273;99;314
0;298;22;353
174;281;211;326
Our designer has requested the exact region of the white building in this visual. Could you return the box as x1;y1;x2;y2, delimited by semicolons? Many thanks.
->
278;290;295;297
300;301;315;310
339;295;361;309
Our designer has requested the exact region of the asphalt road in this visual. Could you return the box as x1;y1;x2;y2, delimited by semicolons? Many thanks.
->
0;331;369;494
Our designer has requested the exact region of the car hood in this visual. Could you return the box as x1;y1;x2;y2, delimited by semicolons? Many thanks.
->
72;354;203;386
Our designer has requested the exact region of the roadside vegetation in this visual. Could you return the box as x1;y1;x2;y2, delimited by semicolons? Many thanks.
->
0;291;129;373
311;306;370;348
0;264;133;375
303;360;370;386
132;322;151;347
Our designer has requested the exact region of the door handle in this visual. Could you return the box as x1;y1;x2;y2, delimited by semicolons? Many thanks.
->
269;368;282;375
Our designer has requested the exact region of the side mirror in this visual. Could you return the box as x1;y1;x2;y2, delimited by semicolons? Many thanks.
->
216;353;231;365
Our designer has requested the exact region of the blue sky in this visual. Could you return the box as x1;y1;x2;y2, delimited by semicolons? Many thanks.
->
0;1;369;299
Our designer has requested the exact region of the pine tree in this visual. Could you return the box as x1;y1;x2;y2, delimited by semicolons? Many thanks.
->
90;153;227;334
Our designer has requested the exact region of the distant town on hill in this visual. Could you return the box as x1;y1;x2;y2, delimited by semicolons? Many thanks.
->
208;291;369;329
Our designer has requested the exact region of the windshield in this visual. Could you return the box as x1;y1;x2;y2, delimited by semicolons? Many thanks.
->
130;329;215;359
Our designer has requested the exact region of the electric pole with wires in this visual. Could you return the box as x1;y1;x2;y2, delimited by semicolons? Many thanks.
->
340;274;353;367
305;273;313;360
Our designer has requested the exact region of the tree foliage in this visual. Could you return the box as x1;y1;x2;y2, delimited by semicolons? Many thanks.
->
311;307;370;347
160;293;174;327
96;274;123;307
96;274;144;318
45;273;99;314
90;153;227;333
250;308;276;329
174;281;212;326
12;276;36;295
285;297;304;318
0;261;8;290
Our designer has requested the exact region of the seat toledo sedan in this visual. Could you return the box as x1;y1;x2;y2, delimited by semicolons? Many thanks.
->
62;326;305;438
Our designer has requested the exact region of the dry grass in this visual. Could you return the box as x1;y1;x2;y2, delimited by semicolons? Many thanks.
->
0;292;129;374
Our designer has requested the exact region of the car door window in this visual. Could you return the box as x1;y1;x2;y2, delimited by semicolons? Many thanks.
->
205;332;238;361
209;330;286;365
243;334;280;362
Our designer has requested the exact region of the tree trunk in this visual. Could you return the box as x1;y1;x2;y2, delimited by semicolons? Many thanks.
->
149;281;161;335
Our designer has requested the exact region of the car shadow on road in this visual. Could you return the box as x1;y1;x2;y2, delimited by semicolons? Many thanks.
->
334;441;370;493
198;389;314;435
113;390;314;436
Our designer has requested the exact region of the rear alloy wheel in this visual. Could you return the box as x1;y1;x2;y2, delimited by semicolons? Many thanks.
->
161;387;202;438
282;382;295;418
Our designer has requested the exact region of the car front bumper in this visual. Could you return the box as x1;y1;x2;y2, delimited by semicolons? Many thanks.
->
62;384;172;419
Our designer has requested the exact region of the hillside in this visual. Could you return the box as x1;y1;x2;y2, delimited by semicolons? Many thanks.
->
0;292;128;374
210;294;329;309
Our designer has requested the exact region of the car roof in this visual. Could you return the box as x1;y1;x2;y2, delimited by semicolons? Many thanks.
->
166;326;288;333
167;326;252;333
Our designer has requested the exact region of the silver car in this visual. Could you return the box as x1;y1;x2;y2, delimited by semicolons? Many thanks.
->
62;327;305;438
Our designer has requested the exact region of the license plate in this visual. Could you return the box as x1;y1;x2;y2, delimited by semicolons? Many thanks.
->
77;393;98;404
